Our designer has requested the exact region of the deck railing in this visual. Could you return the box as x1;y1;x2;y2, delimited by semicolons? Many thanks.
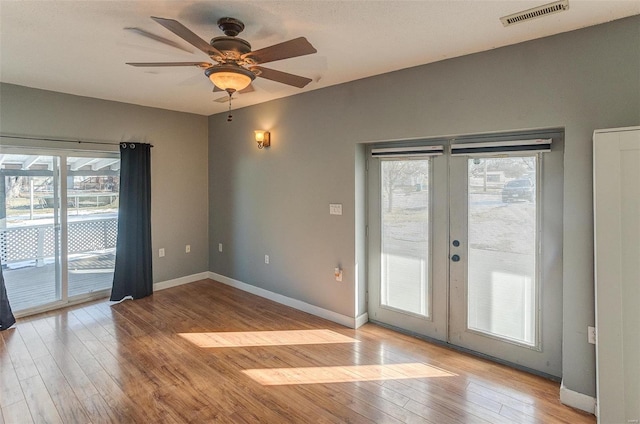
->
0;218;118;265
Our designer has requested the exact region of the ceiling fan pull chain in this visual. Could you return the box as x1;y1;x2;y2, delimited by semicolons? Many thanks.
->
227;91;233;122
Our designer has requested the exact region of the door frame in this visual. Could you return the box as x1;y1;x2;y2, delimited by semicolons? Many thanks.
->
365;129;564;378
366;142;450;342
448;153;543;351
1;146;120;317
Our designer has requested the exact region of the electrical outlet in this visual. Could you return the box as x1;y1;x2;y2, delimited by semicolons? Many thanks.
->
218;243;223;252
265;255;269;264
185;245;191;253
159;248;165;257
588;326;596;344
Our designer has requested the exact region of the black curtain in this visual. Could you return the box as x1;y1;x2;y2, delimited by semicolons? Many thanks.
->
110;142;153;301
0;259;16;331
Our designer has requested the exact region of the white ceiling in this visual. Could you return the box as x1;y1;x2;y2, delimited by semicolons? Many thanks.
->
1;1;638;116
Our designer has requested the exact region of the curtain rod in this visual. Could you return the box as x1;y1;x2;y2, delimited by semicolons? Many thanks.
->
0;134;154;148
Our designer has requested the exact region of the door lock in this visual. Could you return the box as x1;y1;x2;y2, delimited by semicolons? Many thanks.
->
451;254;460;262
452;240;460;247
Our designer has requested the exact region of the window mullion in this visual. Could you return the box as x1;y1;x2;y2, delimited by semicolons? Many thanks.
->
59;154;69;302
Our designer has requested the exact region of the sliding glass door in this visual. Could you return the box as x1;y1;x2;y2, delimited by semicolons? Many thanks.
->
1;155;62;310
1;149;119;314
66;156;119;297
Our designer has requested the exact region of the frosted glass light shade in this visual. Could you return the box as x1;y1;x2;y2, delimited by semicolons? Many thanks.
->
208;71;252;92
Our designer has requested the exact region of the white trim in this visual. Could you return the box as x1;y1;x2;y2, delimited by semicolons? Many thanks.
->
355;312;369;329
560;379;597;415
209;272;360;329
154;272;210;291
593;126;640;135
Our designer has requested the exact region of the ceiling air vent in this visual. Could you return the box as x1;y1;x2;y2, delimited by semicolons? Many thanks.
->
500;0;569;27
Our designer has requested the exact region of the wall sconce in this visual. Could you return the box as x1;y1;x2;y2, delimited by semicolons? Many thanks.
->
254;130;271;149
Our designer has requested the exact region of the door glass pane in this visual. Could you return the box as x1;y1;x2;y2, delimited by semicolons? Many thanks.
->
67;156;119;296
381;159;430;317
1;154;62;311
467;156;537;345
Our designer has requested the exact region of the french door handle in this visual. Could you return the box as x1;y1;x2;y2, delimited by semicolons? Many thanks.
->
451;254;460;262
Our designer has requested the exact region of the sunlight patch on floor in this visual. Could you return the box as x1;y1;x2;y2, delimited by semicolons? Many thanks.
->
242;362;456;385
178;329;359;348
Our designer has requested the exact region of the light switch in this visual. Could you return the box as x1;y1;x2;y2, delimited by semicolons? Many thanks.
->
335;267;343;282
329;203;343;215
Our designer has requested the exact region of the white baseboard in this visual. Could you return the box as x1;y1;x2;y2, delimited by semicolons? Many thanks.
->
560;379;596;415
154;272;210;291
355;312;369;329
209;272;362;329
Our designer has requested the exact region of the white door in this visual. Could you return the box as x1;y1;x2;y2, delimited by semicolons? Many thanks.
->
367;150;449;341
594;127;640;423
448;152;563;377
368;133;563;377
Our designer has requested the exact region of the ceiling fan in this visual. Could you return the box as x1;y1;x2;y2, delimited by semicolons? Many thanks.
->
127;16;318;103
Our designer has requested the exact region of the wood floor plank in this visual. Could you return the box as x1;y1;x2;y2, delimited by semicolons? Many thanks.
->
14;321;49;361
32;354;91;423
38;317;105;377
80;393;123;424
2;330;39;382
1;400;34;424
85;368;144;423
499;404;545;424
3;279;596;423
19;374;64;424
0;351;25;408
47;345;99;401
390;379;511;424
348;382;432;423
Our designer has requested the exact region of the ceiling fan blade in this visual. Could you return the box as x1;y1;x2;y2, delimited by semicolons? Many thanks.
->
124;27;193;54
127;62;212;67
251;66;312;88
243;37;317;65
151;16;224;59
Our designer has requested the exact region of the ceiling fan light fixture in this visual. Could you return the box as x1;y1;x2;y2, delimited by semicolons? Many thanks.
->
205;65;255;92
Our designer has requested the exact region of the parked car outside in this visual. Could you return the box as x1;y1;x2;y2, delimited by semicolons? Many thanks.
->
502;179;534;203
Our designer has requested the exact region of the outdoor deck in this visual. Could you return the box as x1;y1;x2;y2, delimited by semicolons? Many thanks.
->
3;252;114;312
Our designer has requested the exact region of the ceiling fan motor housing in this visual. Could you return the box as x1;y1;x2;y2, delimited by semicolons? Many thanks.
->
210;36;252;60
217;17;245;36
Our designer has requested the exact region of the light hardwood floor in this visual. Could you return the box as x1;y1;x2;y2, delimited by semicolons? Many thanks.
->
0;279;595;423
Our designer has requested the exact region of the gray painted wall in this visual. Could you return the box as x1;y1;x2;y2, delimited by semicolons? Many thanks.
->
208;15;640;398
0;83;209;284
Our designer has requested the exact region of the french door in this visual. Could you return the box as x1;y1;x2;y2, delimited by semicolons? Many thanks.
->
368;134;563;377
1;148;120;314
367;151;449;341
